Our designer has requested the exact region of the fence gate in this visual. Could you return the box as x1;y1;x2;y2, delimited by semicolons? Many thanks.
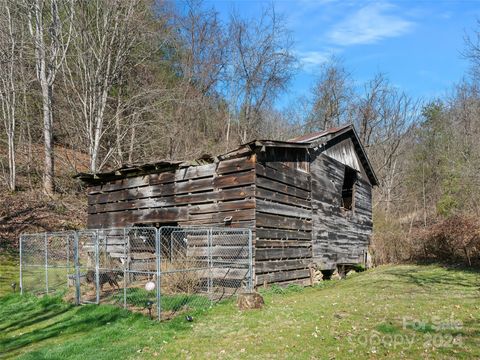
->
19;232;75;296
76;230;98;304
20;226;252;320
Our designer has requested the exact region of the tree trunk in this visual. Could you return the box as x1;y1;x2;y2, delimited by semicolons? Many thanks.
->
41;82;55;195
7;126;15;191
128;124;136;164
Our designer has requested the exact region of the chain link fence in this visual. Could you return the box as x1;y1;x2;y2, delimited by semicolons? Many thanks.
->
19;226;253;320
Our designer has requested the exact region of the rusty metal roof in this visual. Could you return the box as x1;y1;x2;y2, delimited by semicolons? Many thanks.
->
289;124;352;143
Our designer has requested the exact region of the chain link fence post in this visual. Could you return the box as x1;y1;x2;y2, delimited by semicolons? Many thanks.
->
207;228;212;298
19;235;23;295
95;230;100;304
123;227;127;310
66;235;70;280
248;229;253;291
44;233;49;294
156;227;161;321
74;232;81;305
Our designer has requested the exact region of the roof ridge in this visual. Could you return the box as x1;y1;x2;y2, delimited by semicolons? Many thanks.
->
289;124;352;143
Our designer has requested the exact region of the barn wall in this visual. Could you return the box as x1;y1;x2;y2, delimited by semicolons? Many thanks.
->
254;150;313;286
86;155;256;229
310;152;372;269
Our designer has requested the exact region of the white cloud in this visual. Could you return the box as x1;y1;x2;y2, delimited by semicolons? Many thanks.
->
327;2;414;46
299;51;329;66
297;50;335;72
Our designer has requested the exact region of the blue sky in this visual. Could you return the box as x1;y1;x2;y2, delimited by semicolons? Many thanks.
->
203;0;480;108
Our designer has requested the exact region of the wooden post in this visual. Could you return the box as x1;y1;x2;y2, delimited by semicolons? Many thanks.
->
464;246;472;267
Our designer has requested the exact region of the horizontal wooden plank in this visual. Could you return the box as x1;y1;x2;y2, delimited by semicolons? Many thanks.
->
98;238;126;245
256;213;312;231
256;199;311;219
209;267;249;280
130;253;156;260
88;175;155;195
89;206;256;229
256;163;311;191
179;220;255;229
255;186;311;208
256;176;310;200
189;199;255;215
256;240;312;248
264;161;311;185
102;245;126;253
89;170;255;205
186;246;249;258
256;228;311;241
188;208;255;223
256;269;310;284
255;258;312;273
88;156;255;195
255;247;311;261
187;234;249;246
87;206;189;228
149;166;213;186
89;186;254;213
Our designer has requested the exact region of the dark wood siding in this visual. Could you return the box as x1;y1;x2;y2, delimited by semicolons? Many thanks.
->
254;152;313;286
87;155;256;229
310;152;372;269
84;140;374;286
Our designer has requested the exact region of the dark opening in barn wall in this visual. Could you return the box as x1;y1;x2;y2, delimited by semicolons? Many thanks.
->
341;166;357;211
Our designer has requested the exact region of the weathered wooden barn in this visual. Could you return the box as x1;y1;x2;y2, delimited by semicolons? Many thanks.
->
77;124;378;286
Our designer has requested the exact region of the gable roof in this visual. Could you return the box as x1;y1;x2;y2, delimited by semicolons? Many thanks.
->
290;124;379;186
76;125;378;186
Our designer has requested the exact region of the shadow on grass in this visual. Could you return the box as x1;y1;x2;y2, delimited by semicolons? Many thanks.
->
0;306;71;333
0;302;127;355
0;291;217;358
380;265;480;289
0;295;67;327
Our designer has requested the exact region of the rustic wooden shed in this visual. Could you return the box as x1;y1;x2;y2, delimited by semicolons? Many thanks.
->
77;124;378;286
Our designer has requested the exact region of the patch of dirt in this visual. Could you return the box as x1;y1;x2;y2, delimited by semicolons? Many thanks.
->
0;188;86;251
0;144;89;251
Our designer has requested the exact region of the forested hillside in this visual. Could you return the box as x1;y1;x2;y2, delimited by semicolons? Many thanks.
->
1;1;480;265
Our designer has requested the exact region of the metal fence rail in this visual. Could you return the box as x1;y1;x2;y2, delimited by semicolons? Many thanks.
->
19;226;253;320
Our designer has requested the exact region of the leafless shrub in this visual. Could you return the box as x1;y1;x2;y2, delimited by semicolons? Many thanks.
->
160;259;203;294
372;215;480;267
413;215;480;266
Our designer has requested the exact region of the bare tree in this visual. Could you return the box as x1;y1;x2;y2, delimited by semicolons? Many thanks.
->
354;73;418;215
176;0;226;95
228;5;297;143
463;19;480;81
63;0;141;173
164;0;228;157
354;73;390;147
27;0;74;194
307;58;353;131
0;1;25;191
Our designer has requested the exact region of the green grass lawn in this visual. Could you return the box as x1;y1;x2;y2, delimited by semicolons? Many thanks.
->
0;254;18;296
0;264;479;359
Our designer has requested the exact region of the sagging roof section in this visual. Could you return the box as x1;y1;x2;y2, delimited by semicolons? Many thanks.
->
76;125;378;186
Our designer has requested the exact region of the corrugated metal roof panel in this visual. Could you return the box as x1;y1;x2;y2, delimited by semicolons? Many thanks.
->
289;124;352;143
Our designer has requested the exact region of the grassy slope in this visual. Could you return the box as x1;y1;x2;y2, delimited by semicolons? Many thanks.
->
0;256;18;296
0;264;479;359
